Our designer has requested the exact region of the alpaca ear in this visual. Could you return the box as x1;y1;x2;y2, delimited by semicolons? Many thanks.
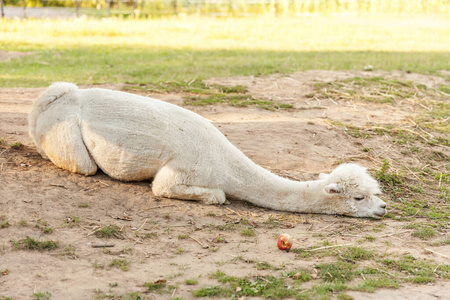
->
324;183;342;195
319;173;330;180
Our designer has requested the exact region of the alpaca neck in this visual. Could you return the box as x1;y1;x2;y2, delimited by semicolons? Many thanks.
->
223;160;331;214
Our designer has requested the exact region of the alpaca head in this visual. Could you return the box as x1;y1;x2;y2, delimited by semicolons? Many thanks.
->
319;163;387;219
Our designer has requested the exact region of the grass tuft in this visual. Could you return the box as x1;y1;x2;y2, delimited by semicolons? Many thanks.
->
95;225;122;238
185;279;199;285
339;246;374;261
240;227;256;237
109;259;129;271
411;227;436;240
353;277;399;292
10;142;24;150
14;237;59;251
0;215;10;228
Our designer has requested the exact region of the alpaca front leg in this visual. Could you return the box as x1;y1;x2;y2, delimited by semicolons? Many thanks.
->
155;184;226;205
152;167;226;204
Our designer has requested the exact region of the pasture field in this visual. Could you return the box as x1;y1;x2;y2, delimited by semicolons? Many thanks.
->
0;15;449;86
0;15;449;300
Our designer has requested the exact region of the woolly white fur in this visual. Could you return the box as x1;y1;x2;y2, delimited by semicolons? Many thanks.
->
29;82;387;218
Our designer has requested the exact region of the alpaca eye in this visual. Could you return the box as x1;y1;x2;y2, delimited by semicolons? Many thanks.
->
354;196;365;201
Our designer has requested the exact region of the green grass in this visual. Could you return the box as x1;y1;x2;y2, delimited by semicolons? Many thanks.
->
0;215;10;228
109;259;129;271
339;246;374;261
95;225;122;238
13;237;59;251
195;251;450;299
353;277;399;292
35;219;53;234
411;226;437;240
184;94;292;110
10;142;24;150
241;227;257;237
383;255;450;283
33;291;51;300
316;261;355;283
285;270;312;282
185;279;199;285
144;280;176;294
177;233;189;239
1;16;449;87
194;272;298;298
58;244;76;258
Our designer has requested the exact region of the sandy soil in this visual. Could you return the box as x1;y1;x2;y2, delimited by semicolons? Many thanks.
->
0;70;449;299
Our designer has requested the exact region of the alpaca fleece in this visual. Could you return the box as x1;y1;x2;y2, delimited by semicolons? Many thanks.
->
29;82;387;218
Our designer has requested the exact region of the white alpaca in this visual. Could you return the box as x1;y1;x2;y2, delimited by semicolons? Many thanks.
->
29;83;387;218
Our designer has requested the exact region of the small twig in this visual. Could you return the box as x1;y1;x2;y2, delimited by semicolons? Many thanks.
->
416;126;434;138
225;253;237;257
226;207;243;218
98;180;110;186
49;184;67;189
403;165;422;181
92;244;115;248
305;243;353;252
136;218;148;232
313;96;321;105
379;230;413;238
434;264;443;273
425;248;450;260
79;225;91;232
314;137;324;145
171;287;176;297
148;204;177;209
87;227;102;237
314;221;337;233
190;236;207;248
260;277;273;284
328;97;338;105
378;268;407;279
341;233;364;237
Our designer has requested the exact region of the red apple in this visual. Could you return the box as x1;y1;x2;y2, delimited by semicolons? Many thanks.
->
277;233;293;251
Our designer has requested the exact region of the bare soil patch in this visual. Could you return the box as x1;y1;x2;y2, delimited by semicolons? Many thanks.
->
0;50;34;63
0;71;449;299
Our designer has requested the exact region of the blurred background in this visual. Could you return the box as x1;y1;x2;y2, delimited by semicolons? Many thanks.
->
0;0;448;87
1;0;449;18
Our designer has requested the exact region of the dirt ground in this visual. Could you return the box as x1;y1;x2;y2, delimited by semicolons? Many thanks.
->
0;69;449;299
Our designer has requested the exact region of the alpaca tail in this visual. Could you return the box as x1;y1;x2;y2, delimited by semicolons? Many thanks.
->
28;82;79;149
34;82;78;111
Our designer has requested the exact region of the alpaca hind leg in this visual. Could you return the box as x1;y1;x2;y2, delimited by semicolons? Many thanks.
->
152;167;226;205
37;117;97;175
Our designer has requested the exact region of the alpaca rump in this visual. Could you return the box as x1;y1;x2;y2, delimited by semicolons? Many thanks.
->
29;82;387;218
